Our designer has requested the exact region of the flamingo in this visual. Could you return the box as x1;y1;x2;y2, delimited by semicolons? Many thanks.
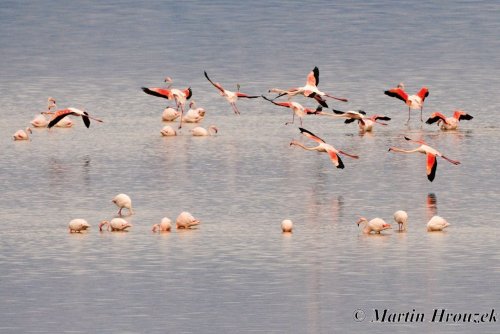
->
47;108;103;129
426;110;473;130
356;217;392;234
30;114;49;128
321;109;391;132
190;125;218;136
99;218;132;232
289;127;359;169
204;71;259;115
384;83;429;124
269;66;348;108
162;107;181;122
176;211;200;229
142;85;192;128
152;217;172;232
13;127;32;140
261;95;322;126
388;136;460;182
281;219;293;233
393;210;408;231
160;125;177;136
41;97;57;115
182;101;206;123
68;219;91;233
357;114;391;132
112;193;134;216
427;215;450;231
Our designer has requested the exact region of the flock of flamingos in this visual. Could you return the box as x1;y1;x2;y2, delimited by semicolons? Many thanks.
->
12;67;472;235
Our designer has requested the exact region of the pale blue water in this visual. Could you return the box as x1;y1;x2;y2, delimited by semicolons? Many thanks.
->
0;1;499;333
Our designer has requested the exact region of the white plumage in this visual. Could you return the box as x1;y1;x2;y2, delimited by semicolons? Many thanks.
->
68;219;91;233
112;193;134;216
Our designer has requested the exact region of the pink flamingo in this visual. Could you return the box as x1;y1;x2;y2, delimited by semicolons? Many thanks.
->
47;108;103;129
384;83;429;124
142;84;192;128
261;95;322;126
426;110;473;130
356;217;392;234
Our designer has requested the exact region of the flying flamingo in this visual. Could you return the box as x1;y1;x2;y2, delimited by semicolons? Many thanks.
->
204;71;259;115
190;125;218;136
13;127;32;140
427;215;450;231
384;83;429;124
152;217;172;232
176;211;200;229
321;109;391;132
269;66;348;108
160;125;177;136
112;193;134;216
99;218;132;232
68;219;91;233
281;219;293;233
393;210;408;231
142;84;192;128
356;217;392;234
388;136;460;182
426;110;473;130
47;108;103;129
289;127;359;169
261;95;322;126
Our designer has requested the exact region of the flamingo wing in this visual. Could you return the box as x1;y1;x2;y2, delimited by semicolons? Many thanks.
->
310;92;328;108
417;87;429;102
82;111;91;128
426;112;447;124
47;109;72;128
204;71;225;93
327;148;345;169
427;153;437;182
298;127;325;143
384;88;408;103
373;115;391;121
142;87;172;99
183;87;193;100
235;92;259;98
454;110;473;121
306;66;320;86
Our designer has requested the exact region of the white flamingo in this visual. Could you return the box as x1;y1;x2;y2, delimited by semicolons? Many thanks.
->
13;127;32;140
68;219;91;233
162;107;181;122
393;210;408;231
356;217;392;234
152;217;172;232
99;218;132;232
190;125;218;136
160;125;177;136
427;216;450;231
182;101;206;123
112;193;134;216
30;114;49;128
176;211;200;229
281;219;293;233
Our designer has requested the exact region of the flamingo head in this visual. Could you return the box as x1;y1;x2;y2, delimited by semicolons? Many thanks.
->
356;217;368;226
98;220;109;232
382;223;392;229
397;82;405;90
209;125;218;134
164;76;173;83
26;127;33;134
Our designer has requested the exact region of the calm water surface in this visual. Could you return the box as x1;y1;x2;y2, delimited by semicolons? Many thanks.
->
1;1;499;333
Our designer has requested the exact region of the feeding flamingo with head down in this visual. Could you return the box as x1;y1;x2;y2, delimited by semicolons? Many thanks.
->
160;125;177;137
204;71;259;115
426;110;473;130
261;95;322;126
388;136;460;182
289;127;359;169
356;217;392;234
384;83;429;124
176;211;200;229
112;193;134;216
99;218;132;232
47;108;103;129
281;219;293;233
162;107;181;122
393;210;408;231
68;219;91;233
152;217;172;233
269;66;348;108
427;215;450;231
142;84;192;128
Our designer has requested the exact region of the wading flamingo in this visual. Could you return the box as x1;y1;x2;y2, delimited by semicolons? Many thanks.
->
384;83;429;124
281;219;293;233
160;125;177;136
152;217;172;232
269;66;348;108
261;95;322;126
112;193;134;216
289;127;359;169
13;127;32;140
142;85;192;128
388;137;460;182
191;125;218;136
30;115;49;128
182;101;206;123
47;108;103;129
204;71;259;115
356;217;392;234
162;107;181;122
99;218;132;232
69;219;91;233
427;215;450;231
426;110;473;130
393;210;408;231
176;211;200;229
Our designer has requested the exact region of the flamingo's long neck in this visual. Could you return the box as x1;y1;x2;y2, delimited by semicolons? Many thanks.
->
389;147;420;154
291;141;320;152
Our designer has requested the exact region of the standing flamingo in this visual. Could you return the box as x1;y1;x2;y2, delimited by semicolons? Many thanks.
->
142;85;192;128
99;218;132;232
204;71;259;115
427;215;450;231
384;83;429;124
68;219;91;233
426;110;473;130
388;137;460;182
13;127;32;140
112;193;134;216
356;217;392;234
393;210;408;231
47;108;103;129
269;66;348;108
289;128;359;169
152;217;172;232
261;95;322;126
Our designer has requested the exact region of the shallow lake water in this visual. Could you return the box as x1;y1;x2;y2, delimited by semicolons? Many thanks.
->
0;1;499;333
